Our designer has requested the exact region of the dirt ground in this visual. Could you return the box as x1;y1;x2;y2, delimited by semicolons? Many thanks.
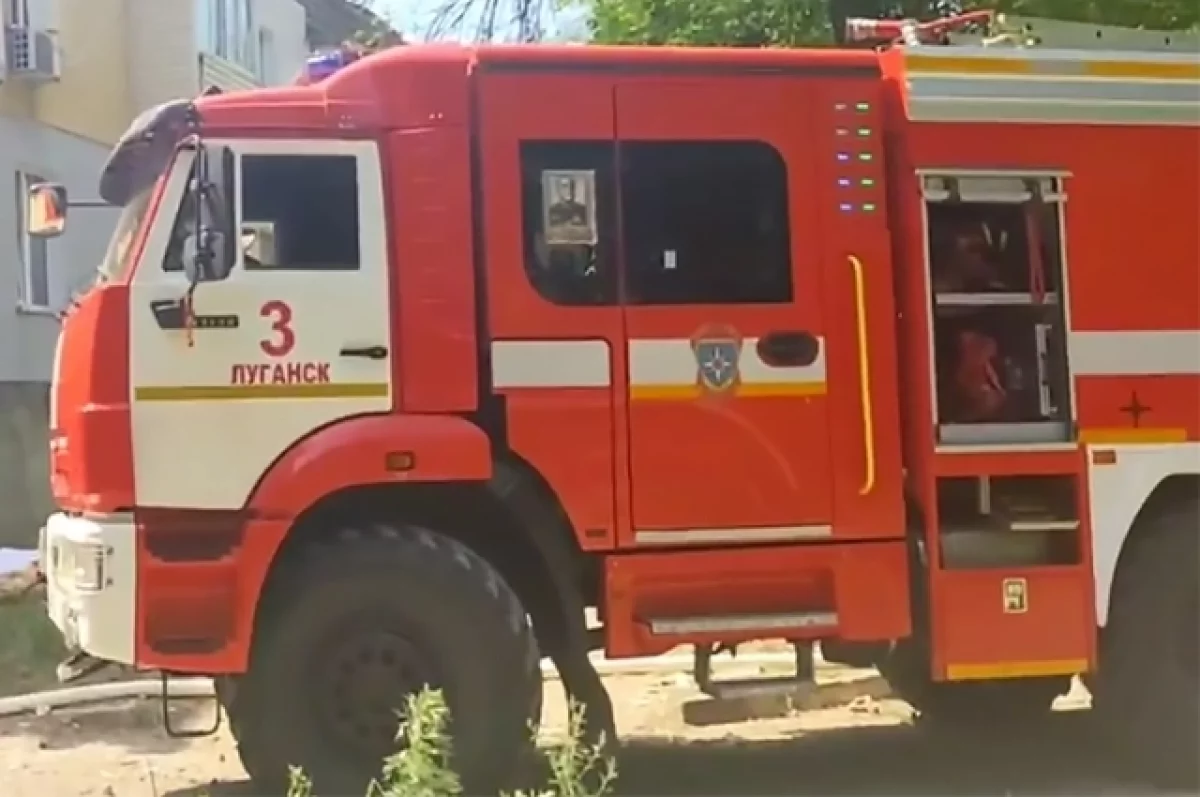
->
0;660;1164;797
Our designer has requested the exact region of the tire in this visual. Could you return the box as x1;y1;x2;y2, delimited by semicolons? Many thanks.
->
1094;501;1199;788
225;523;542;795
881;637;1064;727
908;678;1065;727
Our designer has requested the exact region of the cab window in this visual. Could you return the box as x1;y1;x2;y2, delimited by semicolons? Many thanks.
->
621;140;793;306
519;141;617;306
240;154;360;271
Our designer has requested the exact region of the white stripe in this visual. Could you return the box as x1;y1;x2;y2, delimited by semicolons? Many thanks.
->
628;337;827;387
1070;330;1200;376
490;340;611;388
490;330;1200;390
635;525;832;546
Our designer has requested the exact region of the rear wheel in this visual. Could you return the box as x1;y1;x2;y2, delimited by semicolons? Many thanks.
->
223;523;542;795
880;636;1066;727
906;678;1065;726
1094;501;1198;788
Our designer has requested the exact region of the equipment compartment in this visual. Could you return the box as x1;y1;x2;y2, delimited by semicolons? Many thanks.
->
935;567;1092;681
936;474;1081;569
921;174;1074;447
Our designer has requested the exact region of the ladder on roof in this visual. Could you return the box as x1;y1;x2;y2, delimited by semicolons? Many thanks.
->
845;10;1200;54
951;15;1200;53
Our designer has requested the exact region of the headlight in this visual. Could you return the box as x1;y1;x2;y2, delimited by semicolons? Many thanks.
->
61;542;106;592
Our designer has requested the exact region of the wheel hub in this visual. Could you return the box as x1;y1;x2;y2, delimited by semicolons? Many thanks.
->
313;628;437;760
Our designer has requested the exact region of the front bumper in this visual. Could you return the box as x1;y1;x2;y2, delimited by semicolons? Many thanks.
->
41;512;137;666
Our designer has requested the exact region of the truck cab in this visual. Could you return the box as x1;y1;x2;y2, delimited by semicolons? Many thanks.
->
30;18;1200;794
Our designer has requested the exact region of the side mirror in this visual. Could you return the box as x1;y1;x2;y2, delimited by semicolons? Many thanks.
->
185;144;236;285
27;183;68;239
181;229;228;285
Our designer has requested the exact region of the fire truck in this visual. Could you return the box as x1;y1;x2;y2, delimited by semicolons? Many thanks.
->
28;10;1198;793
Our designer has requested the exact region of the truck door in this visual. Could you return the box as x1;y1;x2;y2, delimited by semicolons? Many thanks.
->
128;140;393;510
615;79;836;546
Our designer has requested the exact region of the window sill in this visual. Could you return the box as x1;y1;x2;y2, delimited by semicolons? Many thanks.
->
16;301;58;318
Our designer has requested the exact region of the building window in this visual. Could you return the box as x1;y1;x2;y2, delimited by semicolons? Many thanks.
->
257;27;275;84
5;0;29;27
15;172;52;310
241;154;361;271
196;0;257;72
520;141;617;307
621;141;793;306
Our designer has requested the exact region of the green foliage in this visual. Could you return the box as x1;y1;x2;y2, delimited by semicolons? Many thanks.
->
286;687;617;797
568;0;1198;47
582;0;834;47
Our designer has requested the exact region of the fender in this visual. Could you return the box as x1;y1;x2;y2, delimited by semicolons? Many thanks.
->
190;414;492;673
245;413;493;519
1088;442;1200;625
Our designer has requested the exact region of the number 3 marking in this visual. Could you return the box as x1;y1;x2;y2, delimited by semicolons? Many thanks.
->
260;300;295;357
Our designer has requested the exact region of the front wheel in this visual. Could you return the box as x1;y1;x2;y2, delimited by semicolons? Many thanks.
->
225;523;542;795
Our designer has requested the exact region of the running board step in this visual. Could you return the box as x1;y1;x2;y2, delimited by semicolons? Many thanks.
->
693;639;818;701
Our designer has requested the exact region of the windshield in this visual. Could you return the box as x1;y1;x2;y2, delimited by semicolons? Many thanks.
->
96;189;154;282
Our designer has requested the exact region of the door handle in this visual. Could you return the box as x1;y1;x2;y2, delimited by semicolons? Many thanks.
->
149;299;238;331
339;345;388;360
149;299;187;330
756;330;820;368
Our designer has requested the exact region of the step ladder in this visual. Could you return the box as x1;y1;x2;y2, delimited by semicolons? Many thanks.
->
693;641;816;700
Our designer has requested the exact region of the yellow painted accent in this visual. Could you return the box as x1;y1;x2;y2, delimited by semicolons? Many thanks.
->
629;382;827;401
134;383;390;402
32;0;134;145
946;658;1087;682
1083;60;1200;81
906;55;1035;75
848;255;876;497
907;53;1200;82
1079;427;1189;445
0;84;34;119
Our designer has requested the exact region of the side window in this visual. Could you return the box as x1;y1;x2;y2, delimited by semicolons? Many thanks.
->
520;141;616;306
163;162;199;273
621;141;793;306
241;154;360;271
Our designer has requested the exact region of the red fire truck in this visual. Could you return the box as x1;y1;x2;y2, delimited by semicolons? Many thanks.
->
28;11;1198;793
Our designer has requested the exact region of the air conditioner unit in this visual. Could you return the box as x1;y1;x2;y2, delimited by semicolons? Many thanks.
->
4;25;60;82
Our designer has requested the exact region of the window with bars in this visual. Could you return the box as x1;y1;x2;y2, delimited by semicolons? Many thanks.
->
196;0;257;73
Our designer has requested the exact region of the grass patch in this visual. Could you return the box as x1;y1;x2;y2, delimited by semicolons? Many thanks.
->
0;579;64;698
289;689;617;797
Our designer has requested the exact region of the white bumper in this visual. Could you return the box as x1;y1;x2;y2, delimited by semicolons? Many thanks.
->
41;512;137;665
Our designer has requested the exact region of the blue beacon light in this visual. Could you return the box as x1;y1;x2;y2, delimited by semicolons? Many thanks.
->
303;48;360;84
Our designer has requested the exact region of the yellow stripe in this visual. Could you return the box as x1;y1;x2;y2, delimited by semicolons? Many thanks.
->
1083;60;1200;81
629;382;827;401
906;55;1033;75
907;54;1200;81
1079;427;1188;445
946;658;1086;682
134;383;389;401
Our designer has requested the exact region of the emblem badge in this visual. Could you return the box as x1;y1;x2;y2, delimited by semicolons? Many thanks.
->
1002;577;1028;614
691;324;742;396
